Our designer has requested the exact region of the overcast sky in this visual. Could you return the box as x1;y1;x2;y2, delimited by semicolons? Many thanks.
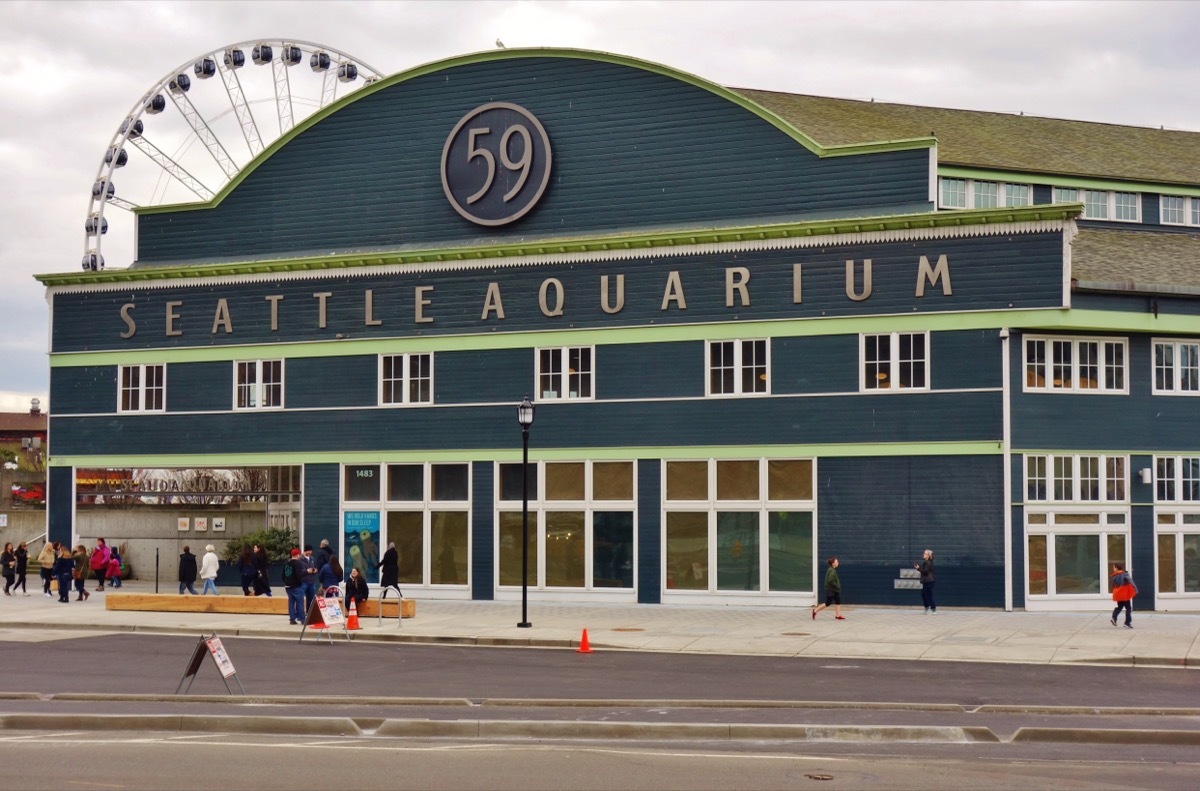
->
2;0;1198;413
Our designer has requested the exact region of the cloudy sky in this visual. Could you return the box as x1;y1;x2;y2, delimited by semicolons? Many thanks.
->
3;0;1198;413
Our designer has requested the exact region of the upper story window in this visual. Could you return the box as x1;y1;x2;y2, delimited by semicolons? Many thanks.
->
1053;187;1141;222
1153;340;1200;395
939;178;1032;209
1160;195;1200;227
1024;336;1127;394
862;332;928;392
234;360;283;410
537;347;593;401
380;353;433;405
1156;456;1200;503
1027;454;1127;503
707;339;768;396
118;364;165;412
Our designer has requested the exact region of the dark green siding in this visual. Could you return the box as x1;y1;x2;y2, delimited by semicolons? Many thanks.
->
774;336;858;394
818;456;1005;607
48;466;73;546
304;463;339;553
288;356;376;409
471;461;495;600
51;367;116;415
137;57;929;266
167;362;230;412
636;459;661;604
602;342;702;399
436;349;529;405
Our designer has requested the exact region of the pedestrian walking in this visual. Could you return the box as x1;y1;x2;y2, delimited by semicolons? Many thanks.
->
811;556;845;620
1110;563;1138;629
915;549;936;613
53;547;75;603
90;538;111;591
237;546;256;596
251;543;272;597
71;545;90;601
1;542;16;595
178;546;199;595
200;544;220;595
106;549;123;588
14;542;29;595
378;541;401;598
319;553;343;596
283;547;306;624
37;540;58;597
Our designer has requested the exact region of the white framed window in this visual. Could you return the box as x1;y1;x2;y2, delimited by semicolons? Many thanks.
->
938;178;1032;209
1026;454;1127;503
536;347;593;401
1156;456;1200;503
707;339;769;396
1025;509;1130;598
234;359;284;410
496;460;637;593
1053;187;1140;222
1160;195;1200;227
1153;340;1200;395
379;353;433;405
1024;336;1127;393
118;364;166;412
1153;456;1200;598
861;332;928;391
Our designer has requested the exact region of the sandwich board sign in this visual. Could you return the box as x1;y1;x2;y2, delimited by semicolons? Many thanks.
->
300;593;350;643
175;633;245;694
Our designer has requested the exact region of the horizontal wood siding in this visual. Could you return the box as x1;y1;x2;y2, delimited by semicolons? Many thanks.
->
471;461;495;600
137;58;928;265
303;463;338;550
931;330;1003;390
53;232;1065;353
51;366;116;415
287;356;376;409
600;342;702;399
637;459;662;604
1071;292;1200;318
818;456;1004;607
772;335;859;394
49;391;1000;457
435;349;530;405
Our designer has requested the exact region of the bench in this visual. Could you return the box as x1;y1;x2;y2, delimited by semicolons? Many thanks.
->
104;593;416;618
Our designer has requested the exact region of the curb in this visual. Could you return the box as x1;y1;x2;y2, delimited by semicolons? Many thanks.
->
1012;727;1200;746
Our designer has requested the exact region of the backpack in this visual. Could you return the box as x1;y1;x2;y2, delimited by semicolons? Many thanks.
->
282;560;297;586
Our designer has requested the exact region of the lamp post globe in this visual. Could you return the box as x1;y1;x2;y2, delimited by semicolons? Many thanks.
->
517;395;535;628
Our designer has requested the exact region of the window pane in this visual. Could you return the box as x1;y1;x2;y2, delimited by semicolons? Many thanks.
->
974;181;998;208
1115;192;1138;221
1083;190;1108;219
567;347;592;398
709;341;735;395
1053;456;1073;500
1107;534;1126;572
899;332;926;388
593;462;633;500
767;459;813;501
1054;534;1099;594
1004;183;1030;207
1154;343;1174;391
768;511;812;592
545;462;585;500
236;362;256;408
665;512;708;590
545;511;585;587
1162;196;1185;224
1104;342;1124;390
1027;456;1047;501
430;464;468;501
1105;457;1125;502
716;460;759;500
388;464;423;501
593;511;633;588
498;511;538;586
1026;339;1046;388
431;511;468;585
1182;344;1200;391
717;512;759;591
1184;534;1200;592
382;355;403;403
1055;512;1100;524
940;178;966;208
1053;187;1078;204
666;461;707;500
387;510;424;585
1158;534;1177;593
145;365;165;410
1051;341;1071;388
742;339;768;394
864;334;890;389
262;360;283;407
1079;456;1100;501
499;462;537;501
1028;535;1048;595
344;511;382;584
1077;342;1098;389
538;349;562;399
344;464;380;501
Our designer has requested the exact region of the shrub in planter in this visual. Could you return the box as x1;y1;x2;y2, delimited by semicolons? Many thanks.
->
220;526;299;565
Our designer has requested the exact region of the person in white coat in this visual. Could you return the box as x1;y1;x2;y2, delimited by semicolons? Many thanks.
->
200;544;220;595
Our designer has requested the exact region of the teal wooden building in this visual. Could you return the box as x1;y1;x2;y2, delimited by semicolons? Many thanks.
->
38;49;1200;611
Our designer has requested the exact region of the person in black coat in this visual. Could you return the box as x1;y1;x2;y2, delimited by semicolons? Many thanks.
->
251;544;272;597
178;546;198;595
344;566;369;612
377;542;399;590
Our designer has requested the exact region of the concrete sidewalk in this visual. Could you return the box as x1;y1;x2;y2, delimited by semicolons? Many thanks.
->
3;580;1199;667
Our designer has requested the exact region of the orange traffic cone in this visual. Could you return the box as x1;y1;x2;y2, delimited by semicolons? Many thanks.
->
576;628;592;653
346;599;361;631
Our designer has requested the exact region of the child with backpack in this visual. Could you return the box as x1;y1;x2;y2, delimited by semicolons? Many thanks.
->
1110;563;1138;629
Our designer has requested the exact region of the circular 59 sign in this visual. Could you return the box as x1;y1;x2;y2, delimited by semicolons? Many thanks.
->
441;102;553;227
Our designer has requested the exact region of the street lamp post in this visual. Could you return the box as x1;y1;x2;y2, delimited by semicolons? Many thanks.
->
517;395;535;628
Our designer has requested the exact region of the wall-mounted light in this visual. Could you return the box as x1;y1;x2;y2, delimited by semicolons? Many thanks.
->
1139;468;1153;485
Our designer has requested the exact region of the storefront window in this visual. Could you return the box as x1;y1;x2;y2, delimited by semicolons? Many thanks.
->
546;463;585;501
498;511;538;587
386;511;423;584
768;460;813;501
1158;534;1177;593
1054;535;1100;594
1028;535;1048;595
593;512;634;588
666;512;708;590
431;512;468;585
666;461;708;500
593;462;633;500
768;511;813;592
345;464;380;501
716;460;758;500
545;511;586;587
717;512;759;591
387;464;422;501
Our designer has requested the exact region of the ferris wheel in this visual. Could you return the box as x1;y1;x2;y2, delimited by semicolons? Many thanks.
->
83;39;385;271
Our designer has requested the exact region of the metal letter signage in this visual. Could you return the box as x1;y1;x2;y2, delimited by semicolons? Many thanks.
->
441;102;552;227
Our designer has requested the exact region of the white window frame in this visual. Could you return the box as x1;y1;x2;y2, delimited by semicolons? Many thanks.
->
379;352;434;405
1023;336;1128;394
233;359;284;410
938;178;1032;210
1024;507;1131;605
535;346;594;401
1152;339;1200;395
1152;457;1200;602
1053;187;1141;222
706;339;769;397
117;363;166;413
1025;454;1128;504
860;331;929;392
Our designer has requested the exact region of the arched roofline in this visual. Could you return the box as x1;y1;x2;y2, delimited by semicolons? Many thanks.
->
135;47;936;216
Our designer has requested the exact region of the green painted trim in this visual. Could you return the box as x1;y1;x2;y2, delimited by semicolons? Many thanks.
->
36;204;1074;288
48;441;999;468
132;48;936;219
47;307;1200;368
939;167;1200;197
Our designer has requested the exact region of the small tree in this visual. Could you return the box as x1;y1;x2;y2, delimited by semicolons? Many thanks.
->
221;526;299;564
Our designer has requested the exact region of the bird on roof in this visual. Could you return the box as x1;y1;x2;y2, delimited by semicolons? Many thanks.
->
496;38;506;48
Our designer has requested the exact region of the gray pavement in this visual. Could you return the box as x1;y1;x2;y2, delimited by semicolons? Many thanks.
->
3;580;1200;667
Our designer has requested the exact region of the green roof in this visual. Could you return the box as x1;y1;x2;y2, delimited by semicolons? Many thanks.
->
733;89;1200;187
1072;228;1200;295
